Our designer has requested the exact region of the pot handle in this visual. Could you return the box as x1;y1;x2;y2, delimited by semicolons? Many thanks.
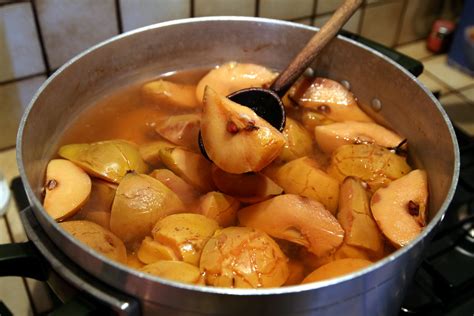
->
339;30;424;77
0;241;49;281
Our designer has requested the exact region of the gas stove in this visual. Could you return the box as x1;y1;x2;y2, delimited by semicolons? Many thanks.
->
400;126;474;316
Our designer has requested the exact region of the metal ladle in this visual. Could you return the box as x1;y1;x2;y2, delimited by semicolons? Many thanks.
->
199;0;363;157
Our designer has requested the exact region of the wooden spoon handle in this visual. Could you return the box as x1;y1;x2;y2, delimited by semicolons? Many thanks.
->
270;0;363;96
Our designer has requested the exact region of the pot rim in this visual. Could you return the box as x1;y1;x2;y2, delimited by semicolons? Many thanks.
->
16;16;460;296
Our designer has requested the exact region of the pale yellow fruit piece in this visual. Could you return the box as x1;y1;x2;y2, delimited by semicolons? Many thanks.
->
196;191;240;227
201;86;285;174
137;236;179;264
60;220;127;264
337;177;384;253
196;61;277;102
211;165;282;202
333;243;371;261
75;180;117;228
141;79;201;110
110;173;184;243
43;159;92;221
315;121;404;154
270;157;339;214
149;169;201;205
141;261;204;285
139;140;176;167
152;213;219;266
302;258;372;283
159;147;214;192
328;144;411;193
155;114;201;151
278;117;313;163
82;211;111;230
238;194;344;257
371;169;428;248
59;139;149;183
200;227;289;288
301;109;335;131
291;77;373;122
126;253;144;269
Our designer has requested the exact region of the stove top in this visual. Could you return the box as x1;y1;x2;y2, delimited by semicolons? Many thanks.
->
400;126;474;316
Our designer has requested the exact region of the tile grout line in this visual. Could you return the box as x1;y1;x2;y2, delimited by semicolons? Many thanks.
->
114;0;123;34
0;72;46;87
30;0;52;76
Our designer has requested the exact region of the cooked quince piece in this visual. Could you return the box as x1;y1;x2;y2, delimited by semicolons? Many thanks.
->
301;109;335;131
139;140;176;167
155;114;200;151
126;253;144;269
196;61;277;102
142;79;200;110
338;177;384;254
152;213;219;266
269;157;339;214
284;259;306;286
110;173;184;243
238;194;344;257
211;165;282;202
59;139;149;183
43;159;91;221
196;191;240;227
291;77;373;122
302;258;372;283
141;261;204;285
371;169;428;248
200;227;289;288
159;147;214;192
149;169;201;205
201;87;285;174
137;236;179;264
60;220;127;264
278;117;313;163
315;121;404;154
333;243;371;261
328;144;411;193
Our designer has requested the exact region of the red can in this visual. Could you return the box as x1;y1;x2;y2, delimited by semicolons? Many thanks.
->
427;19;456;53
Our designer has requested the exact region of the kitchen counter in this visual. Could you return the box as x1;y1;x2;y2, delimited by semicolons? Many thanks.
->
0;41;473;315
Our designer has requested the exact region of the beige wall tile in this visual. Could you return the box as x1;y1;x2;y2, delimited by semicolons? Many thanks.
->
259;0;313;20
36;0;118;69
418;72;450;94
360;1;404;47
459;86;474;104
194;0;255;17
395;41;432;60
120;0;190;32
316;0;344;14
440;92;474;135
313;9;361;33
0;3;45;82
424;55;474;90
0;76;45;149
398;0;434;44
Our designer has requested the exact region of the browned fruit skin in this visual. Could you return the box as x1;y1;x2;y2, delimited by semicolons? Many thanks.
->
315;121;404;155
302;258;372;283
201;86;285;174
196;191;240;227
58;139;149;184
371;169;428;248
159;147;215;192
43;159;92;221
328;144;412;193
110;173;184;243
290;77;373;123
269;157;339;214
152;213;219;266
60;220;127;264
141;260;204;285
337;177;384;254
141;79;201;111
238;194;344;257
200;227;289;288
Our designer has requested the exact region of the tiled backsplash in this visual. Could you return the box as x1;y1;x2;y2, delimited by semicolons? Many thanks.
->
0;0;453;149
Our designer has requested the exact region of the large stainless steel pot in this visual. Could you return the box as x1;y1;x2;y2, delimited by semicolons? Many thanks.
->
17;17;459;315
